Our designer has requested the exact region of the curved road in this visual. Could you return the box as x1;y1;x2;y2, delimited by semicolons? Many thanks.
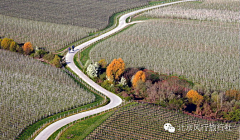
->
34;1;194;139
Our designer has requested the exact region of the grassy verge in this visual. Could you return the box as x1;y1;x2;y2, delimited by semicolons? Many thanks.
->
49;102;136;140
48;110;114;140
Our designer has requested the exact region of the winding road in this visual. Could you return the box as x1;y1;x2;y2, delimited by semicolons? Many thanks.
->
34;1;194;139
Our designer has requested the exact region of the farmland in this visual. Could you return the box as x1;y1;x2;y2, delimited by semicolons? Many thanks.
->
143;0;239;22
1;0;240;139
0;50;95;140
89;19;239;91
86;103;240;140
0;0;152;52
0;15;95;52
0;0;149;29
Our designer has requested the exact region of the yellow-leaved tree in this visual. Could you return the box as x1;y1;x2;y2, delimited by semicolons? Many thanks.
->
1;38;13;50
106;58;125;82
132;70;146;88
23;42;33;55
186;89;203;105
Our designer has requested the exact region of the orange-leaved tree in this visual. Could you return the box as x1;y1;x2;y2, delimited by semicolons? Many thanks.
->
186;89;203;105
23;42;33;55
106;58;125;82
132;70;146;88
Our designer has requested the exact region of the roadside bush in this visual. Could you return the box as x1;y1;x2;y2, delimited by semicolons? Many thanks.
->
34;49;47;58
43;52;55;62
86;62;99;78
99;72;106;81
51;55;61;68
124;96;133;101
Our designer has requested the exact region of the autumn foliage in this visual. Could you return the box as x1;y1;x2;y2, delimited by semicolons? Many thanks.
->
186;90;203;105
98;59;107;68
225;89;240;101
1;38;13;50
132;70;146;87
23;42;33;55
106;58;125;82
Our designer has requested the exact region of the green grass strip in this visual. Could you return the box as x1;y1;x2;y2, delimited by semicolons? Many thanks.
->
48;111;114;140
51;102;137;140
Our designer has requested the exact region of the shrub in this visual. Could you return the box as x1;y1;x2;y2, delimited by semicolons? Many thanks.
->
23;42;33;55
186;90;203;105
16;45;24;53
211;91;219;103
135;80;147;97
169;98;184;110
86;62;99;78
1;38;13;50
225;89;240;101
124;96;133;101
99;72;106;81
9;41;18;52
43;52;55;62
83;59;91;72
51;55;61;68
98;59;107;68
34;49;47;58
119;76;127;86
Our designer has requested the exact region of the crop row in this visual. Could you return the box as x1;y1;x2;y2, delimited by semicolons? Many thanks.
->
0;50;95;140
86;103;240;139
0;0;149;29
89;19;239;91
0;14;95;52
144;0;239;22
